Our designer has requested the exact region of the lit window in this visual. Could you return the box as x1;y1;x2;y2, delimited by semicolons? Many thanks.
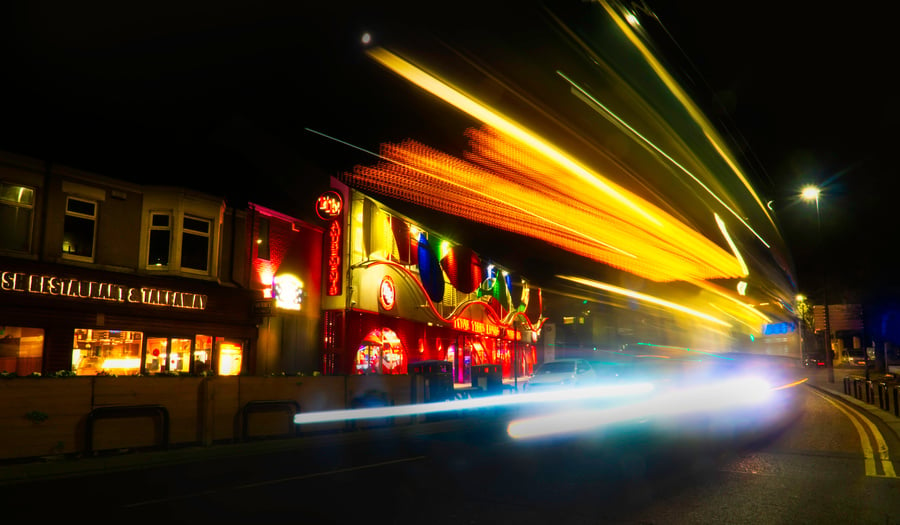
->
0;326;43;376
62;197;96;260
148;212;171;267
72;329;142;376
194;335;213;374
257;217;270;261
217;338;244;376
0;183;34;252
181;216;210;272
144;336;192;374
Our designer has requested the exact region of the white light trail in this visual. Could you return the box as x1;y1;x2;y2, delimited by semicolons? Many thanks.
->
508;375;773;439
294;382;654;425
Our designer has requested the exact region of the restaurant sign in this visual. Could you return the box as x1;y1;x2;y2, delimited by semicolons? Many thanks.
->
1;270;208;310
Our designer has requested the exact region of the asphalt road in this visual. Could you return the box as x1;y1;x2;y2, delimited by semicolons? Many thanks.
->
4;374;900;524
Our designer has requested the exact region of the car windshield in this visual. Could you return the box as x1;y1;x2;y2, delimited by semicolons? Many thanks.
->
536;361;576;374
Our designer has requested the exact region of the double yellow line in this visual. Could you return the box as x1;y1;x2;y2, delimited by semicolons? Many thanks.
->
813;390;897;477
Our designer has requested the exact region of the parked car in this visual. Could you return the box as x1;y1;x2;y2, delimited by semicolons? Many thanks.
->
524;359;596;391
803;354;825;368
844;349;867;367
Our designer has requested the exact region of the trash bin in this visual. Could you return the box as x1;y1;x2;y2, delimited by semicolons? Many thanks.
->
409;360;454;403
471;363;502;395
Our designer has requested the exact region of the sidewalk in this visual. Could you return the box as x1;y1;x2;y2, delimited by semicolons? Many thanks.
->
4;367;898;486
804;365;900;440
0;411;464;487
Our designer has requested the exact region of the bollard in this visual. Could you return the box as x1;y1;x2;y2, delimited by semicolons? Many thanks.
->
894;386;900;417
866;381;875;404
879;383;889;411
843;376;852;395
853;378;862;400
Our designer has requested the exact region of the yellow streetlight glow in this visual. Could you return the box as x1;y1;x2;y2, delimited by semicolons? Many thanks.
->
801;186;820;201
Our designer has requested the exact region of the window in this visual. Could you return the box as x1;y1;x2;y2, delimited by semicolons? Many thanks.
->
144;336;192;374
63;197;97;260
0;183;34;252
0;326;43;376
194;335;213;374
181;216;210;272
256;217;270;260
148;212;171;267
216;338;244;376
72;329;142;376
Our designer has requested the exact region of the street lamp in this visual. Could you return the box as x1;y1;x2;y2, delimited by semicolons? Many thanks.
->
801;185;834;382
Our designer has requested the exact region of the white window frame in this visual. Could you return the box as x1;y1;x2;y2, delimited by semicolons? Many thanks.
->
62;196;97;262
0;182;35;253
180;215;211;274
147;211;172;269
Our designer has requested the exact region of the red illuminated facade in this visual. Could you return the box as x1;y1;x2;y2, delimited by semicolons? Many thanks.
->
320;179;543;382
246;203;323;375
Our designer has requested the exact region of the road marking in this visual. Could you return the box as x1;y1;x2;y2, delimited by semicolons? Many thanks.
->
121;455;427;508
812;390;897;478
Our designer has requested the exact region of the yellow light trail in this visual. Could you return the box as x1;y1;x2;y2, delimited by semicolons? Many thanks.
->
599;0;777;243
349;46;747;283
563;71;771;249
556;275;731;328
366;46;663;228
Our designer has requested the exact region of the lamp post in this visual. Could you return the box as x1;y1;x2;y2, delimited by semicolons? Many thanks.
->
796;294;806;359
801;185;834;383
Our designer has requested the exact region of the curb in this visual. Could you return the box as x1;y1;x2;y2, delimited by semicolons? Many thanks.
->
805;378;900;441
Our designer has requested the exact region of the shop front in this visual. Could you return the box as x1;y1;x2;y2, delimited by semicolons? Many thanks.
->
0;258;257;376
341;308;537;383
317;182;543;381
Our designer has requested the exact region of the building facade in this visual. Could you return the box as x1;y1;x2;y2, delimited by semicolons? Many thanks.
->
245;202;324;375
0;152;259;376
318;179;545;382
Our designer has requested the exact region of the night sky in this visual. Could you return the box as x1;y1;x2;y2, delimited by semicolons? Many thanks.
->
1;2;895;305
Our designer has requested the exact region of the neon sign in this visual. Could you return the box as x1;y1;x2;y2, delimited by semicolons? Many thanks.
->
327;220;342;296
452;317;521;340
379;275;396;311
1;270;207;310
316;190;343;220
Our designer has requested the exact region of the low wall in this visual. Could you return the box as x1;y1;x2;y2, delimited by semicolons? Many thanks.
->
0;374;430;462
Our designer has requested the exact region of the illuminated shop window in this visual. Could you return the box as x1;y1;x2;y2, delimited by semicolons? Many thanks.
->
148;212;171;267
72;329;142;376
256;217;270;260
144;336;192;374
181;216;210;272
144;337;168;374
169;338;191;373
355;328;406;375
194;335;213;374
217;338;244;376
62;197;97;260
0;326;43;376
0;183;35;252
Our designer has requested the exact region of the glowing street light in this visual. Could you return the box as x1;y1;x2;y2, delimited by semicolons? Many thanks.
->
801;185;821;203
801;185;833;383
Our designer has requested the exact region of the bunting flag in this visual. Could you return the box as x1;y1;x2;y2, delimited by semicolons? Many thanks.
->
476;266;511;318
523;286;543;325
417;233;444;303
440;244;483;294
390;216;417;265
